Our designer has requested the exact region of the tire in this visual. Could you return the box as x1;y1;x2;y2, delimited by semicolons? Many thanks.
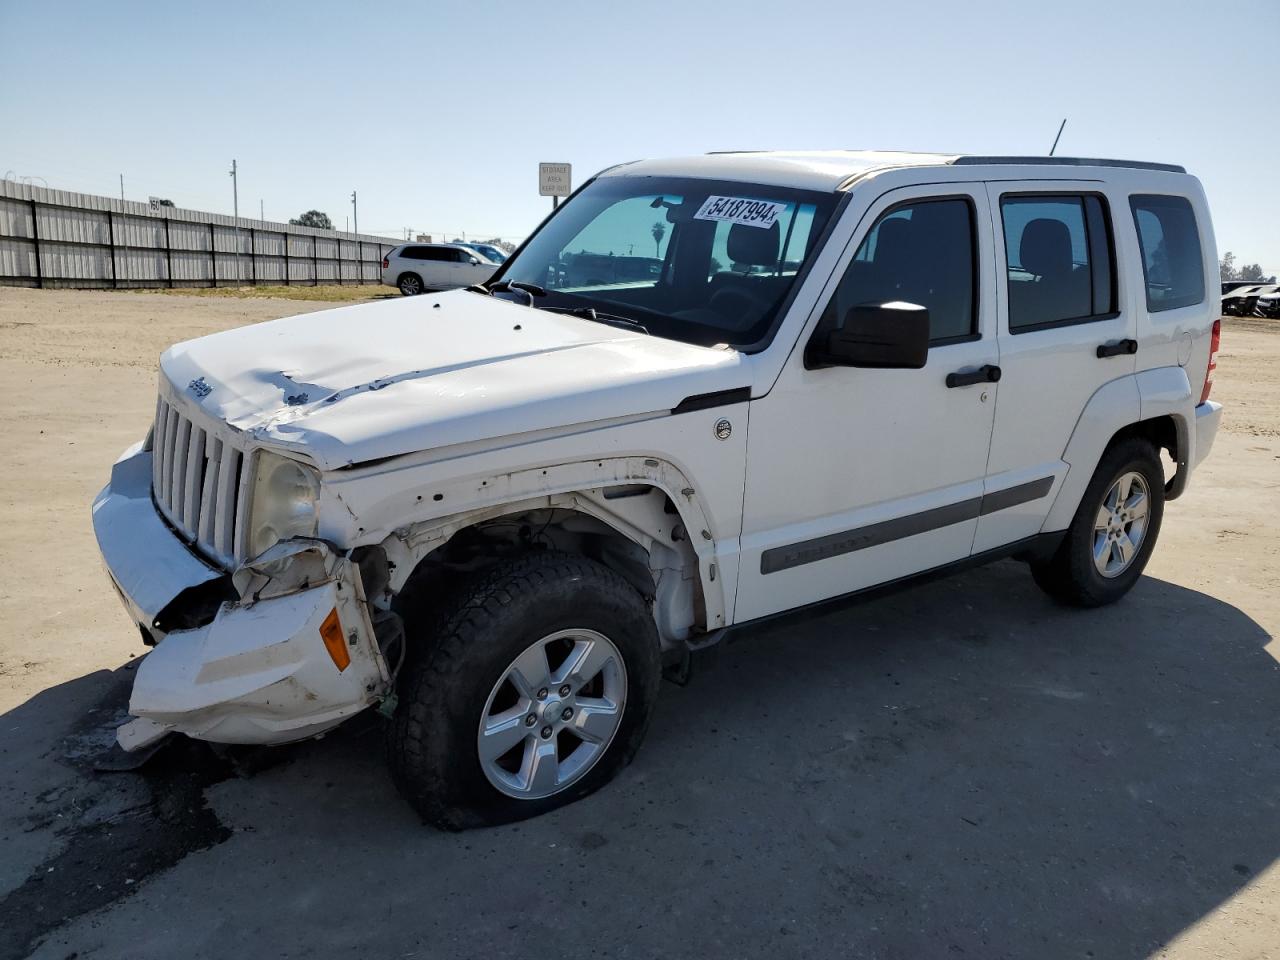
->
1031;437;1165;607
386;551;661;829
398;272;424;296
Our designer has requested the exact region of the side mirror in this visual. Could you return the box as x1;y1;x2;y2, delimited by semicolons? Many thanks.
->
811;301;930;369
468;257;480;265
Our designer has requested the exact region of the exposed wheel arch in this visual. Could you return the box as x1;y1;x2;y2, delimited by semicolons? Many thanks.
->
384;482;715;652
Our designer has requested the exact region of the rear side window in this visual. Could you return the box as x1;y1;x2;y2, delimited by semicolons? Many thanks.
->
817;197;977;344
1130;195;1204;311
1001;194;1115;332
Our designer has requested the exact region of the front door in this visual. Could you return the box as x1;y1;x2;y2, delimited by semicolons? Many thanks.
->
735;184;999;623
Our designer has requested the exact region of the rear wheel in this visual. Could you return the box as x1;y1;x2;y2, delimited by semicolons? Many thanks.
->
1031;437;1165;607
386;551;661;829
398;272;424;296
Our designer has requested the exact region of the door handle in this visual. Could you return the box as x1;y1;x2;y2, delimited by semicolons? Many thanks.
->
1096;338;1138;358
945;364;1001;388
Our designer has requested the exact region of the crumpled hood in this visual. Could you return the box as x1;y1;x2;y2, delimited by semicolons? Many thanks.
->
159;291;746;470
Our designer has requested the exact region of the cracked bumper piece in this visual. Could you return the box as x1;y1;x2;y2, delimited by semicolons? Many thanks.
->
119;577;384;748
96;445;388;751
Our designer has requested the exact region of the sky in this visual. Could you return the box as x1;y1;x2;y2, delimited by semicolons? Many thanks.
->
2;0;1276;274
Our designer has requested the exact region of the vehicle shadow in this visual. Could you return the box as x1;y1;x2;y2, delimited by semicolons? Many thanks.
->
3;558;1277;959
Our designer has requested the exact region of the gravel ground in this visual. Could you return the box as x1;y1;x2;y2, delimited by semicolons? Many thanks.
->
0;287;1277;960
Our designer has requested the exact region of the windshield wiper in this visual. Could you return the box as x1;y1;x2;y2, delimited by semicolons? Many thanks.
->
542;305;649;335
487;279;547;297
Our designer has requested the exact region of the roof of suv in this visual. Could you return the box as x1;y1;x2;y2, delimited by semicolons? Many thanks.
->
600;150;1185;193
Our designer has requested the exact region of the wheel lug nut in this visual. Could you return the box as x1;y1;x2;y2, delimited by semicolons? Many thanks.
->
559;684;571;697
537;688;548;701
561;707;573;721
540;726;553;739
525;714;537;726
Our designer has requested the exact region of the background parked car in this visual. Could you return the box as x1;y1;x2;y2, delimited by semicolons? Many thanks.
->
1223;283;1280;317
1255;287;1280;319
457;242;509;265
381;243;499;295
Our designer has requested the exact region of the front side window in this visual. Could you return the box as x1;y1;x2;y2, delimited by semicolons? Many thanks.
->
814;197;977;346
1001;194;1115;331
1130;195;1204;311
491;176;838;349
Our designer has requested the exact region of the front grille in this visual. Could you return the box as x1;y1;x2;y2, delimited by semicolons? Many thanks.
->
151;396;246;567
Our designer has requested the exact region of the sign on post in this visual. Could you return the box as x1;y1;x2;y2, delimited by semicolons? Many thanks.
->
538;163;572;198
148;196;163;213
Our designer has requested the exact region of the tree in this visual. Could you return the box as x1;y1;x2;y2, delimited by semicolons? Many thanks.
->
1221;252;1277;284
651;221;666;257
290;210;333;230
1220;251;1237;280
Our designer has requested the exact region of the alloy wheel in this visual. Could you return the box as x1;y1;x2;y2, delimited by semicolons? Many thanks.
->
476;629;627;800
1092;470;1151;578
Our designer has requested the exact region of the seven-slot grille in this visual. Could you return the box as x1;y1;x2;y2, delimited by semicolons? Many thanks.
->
151;396;245;567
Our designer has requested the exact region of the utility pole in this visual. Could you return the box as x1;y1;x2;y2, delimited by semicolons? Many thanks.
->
229;160;240;281
259;198;264;221
351;190;358;236
119;174;124;202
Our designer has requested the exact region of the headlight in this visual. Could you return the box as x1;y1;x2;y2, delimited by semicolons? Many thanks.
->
247;451;320;557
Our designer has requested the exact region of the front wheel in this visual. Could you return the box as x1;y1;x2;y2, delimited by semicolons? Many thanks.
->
386;551;661;829
1031;437;1165;607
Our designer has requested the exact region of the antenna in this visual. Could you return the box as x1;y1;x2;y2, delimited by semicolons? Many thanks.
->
1049;118;1067;156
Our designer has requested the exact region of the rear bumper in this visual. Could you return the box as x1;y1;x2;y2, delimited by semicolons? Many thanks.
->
94;444;389;751
1193;400;1223;469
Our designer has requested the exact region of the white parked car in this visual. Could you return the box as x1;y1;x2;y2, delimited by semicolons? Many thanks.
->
381;242;498;295
94;150;1223;828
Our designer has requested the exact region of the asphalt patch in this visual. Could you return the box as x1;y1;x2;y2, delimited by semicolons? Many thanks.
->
0;686;244;960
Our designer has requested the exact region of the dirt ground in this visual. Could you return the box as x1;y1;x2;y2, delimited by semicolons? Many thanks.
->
0;287;1277;959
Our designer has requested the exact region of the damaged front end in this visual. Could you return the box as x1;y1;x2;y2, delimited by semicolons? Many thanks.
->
94;444;400;753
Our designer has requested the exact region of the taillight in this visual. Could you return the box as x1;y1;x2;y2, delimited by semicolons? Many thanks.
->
381;257;389;269
1200;318;1221;404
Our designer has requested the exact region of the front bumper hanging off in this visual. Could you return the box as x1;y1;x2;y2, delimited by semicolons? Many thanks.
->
92;444;393;751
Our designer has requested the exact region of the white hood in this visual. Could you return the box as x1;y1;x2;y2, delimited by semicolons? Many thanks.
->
159;291;747;470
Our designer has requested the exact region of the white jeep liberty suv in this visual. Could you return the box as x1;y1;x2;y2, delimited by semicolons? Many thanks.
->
93;150;1224;828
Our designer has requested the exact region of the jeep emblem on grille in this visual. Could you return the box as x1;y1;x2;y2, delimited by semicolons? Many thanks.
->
188;377;212;398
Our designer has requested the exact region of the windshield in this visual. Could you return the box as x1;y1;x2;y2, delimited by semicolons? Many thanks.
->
490;176;838;349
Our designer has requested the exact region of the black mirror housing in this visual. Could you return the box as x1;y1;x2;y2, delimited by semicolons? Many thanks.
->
811;301;930;369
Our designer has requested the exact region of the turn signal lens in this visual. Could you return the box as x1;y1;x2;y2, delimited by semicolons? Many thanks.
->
320;607;350;672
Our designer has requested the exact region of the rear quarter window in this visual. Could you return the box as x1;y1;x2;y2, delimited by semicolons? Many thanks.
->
1129;195;1205;312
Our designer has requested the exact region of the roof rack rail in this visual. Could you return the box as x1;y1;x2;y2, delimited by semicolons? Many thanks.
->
952;156;1185;174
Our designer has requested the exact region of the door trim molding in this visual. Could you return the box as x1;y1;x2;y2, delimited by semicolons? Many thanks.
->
759;476;1053;574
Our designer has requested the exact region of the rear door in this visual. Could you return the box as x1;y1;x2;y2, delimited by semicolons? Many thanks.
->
972;182;1136;553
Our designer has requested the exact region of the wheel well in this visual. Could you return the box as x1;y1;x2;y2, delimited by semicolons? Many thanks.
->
1107;415;1185;497
393;492;701;650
